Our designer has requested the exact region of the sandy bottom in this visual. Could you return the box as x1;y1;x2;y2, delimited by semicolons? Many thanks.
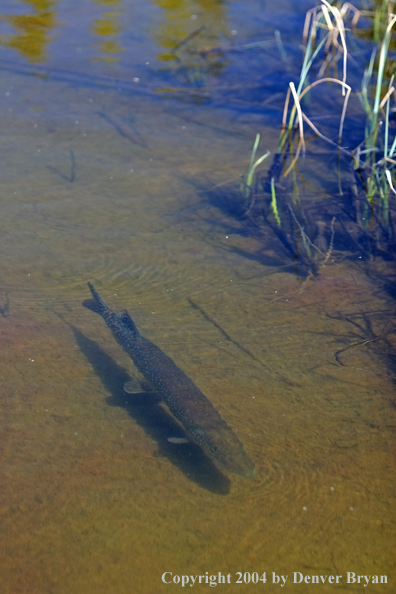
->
0;68;395;594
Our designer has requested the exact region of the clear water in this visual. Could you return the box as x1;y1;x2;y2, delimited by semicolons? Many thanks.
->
0;1;395;593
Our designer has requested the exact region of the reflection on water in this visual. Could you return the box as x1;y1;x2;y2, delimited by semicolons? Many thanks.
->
153;0;231;85
91;0;123;64
0;0;234;74
0;0;58;62
0;0;235;88
0;0;292;107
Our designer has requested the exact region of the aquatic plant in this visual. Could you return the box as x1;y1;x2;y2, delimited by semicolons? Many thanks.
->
240;133;270;202
207;0;396;276
248;0;396;270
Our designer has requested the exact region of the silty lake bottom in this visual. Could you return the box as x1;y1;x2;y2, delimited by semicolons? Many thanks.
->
0;6;396;594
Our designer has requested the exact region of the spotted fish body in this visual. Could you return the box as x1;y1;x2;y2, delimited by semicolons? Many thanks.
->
84;282;255;478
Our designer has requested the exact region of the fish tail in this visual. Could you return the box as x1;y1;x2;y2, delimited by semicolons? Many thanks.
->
83;282;109;315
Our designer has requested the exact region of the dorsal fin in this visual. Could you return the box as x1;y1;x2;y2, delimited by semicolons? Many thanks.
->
117;309;141;337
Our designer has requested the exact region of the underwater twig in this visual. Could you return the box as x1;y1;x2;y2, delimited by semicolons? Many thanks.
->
187;297;270;370
187;297;300;386
172;25;206;53
47;150;76;183
333;306;396;365
322;216;336;265
0;293;9;317
287;204;324;257
334;335;377;365
97;112;149;149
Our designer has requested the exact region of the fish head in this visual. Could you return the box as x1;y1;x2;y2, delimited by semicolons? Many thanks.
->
195;425;255;479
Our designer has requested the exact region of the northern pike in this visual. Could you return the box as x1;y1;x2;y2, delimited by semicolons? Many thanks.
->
83;282;255;478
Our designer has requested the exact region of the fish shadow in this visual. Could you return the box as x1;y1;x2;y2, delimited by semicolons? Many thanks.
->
71;326;231;494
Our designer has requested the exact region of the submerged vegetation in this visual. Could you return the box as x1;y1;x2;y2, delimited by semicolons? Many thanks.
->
230;0;396;276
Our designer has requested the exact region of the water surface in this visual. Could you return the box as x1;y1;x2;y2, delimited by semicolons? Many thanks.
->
0;1;395;593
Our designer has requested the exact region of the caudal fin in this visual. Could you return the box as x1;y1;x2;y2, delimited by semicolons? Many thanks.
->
83;282;108;315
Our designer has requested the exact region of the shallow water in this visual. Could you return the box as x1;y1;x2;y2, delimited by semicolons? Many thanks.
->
1;1;395;593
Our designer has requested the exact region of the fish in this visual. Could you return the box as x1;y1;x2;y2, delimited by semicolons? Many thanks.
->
83;282;255;478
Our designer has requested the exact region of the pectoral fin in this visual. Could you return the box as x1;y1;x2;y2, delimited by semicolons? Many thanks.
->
124;378;156;394
167;437;190;444
124;378;144;394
